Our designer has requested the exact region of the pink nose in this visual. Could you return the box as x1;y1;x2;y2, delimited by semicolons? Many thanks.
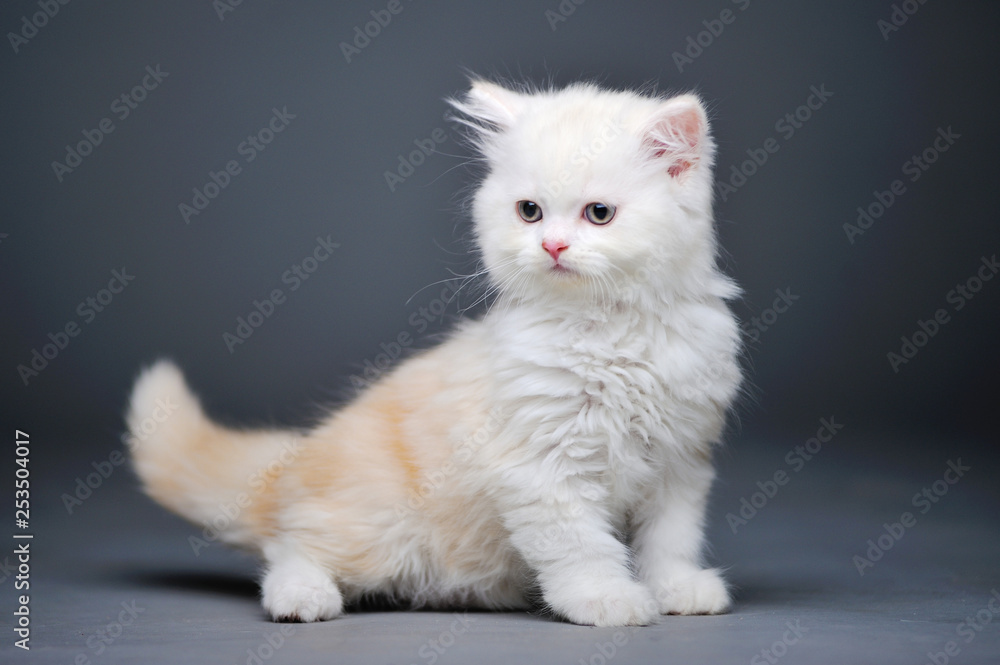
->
542;239;569;261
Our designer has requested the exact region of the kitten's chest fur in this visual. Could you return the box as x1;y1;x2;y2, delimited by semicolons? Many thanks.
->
483;299;711;503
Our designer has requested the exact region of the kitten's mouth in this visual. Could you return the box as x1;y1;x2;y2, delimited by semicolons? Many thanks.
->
550;262;575;275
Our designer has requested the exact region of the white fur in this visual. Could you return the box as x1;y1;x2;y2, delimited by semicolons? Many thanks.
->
128;80;741;627
261;541;344;621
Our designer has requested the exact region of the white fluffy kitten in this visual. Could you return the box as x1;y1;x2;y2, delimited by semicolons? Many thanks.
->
127;79;741;627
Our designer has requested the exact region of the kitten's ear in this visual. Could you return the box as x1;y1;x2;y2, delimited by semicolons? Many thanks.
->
642;94;709;178
451;80;526;131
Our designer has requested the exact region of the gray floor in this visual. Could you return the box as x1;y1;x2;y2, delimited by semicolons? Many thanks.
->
5;434;999;664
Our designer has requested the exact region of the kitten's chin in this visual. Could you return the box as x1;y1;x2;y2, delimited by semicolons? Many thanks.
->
538;263;603;296
541;261;586;283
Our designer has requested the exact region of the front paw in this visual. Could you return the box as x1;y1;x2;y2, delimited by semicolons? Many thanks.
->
653;567;730;615
551;579;658;627
261;573;343;622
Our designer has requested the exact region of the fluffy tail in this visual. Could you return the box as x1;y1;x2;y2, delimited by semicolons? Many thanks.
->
126;360;301;551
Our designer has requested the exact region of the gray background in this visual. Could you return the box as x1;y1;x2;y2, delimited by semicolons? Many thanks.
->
1;1;999;663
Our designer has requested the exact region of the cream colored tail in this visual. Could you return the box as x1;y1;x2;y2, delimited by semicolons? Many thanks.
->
126;360;300;551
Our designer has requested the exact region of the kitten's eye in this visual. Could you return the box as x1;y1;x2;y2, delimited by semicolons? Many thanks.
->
516;200;543;223
584;202;616;225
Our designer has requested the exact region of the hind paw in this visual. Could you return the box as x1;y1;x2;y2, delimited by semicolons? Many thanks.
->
261;557;343;622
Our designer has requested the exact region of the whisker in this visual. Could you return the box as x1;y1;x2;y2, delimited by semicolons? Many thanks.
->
405;276;464;306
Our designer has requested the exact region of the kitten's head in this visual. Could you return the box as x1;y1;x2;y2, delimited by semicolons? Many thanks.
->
450;80;732;306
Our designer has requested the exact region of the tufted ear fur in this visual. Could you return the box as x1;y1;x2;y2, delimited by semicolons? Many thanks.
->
448;79;529;137
642;94;709;178
462;80;526;128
